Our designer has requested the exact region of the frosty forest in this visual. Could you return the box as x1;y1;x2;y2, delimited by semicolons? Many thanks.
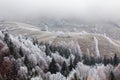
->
0;30;119;80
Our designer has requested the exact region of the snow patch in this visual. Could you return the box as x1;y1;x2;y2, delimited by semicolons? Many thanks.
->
104;35;119;47
94;37;100;57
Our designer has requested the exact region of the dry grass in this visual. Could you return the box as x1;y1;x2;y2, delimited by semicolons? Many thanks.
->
1;22;120;58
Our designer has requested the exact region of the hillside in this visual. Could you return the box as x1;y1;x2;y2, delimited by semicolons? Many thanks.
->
0;21;120;58
23;18;120;40
0;21;120;80
0;30;119;80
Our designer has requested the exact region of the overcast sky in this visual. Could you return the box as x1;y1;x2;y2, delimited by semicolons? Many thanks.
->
0;0;120;21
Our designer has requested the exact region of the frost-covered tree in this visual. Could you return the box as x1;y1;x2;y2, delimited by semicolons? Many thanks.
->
19;47;24;57
31;76;43;80
113;54;119;66
18;66;28;79
75;62;90;80
4;33;9;44
73;55;81;67
51;52;68;66
68;41;82;57
49;72;66;80
93;37;100;58
24;55;32;71
45;44;51;56
69;58;74;71
61;61;69;77
48;58;59;74
49;43;72;58
33;38;38;45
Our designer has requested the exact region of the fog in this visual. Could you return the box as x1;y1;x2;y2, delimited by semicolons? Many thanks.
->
0;0;120;21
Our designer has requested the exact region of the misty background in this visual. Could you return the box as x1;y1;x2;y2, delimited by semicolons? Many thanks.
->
0;0;120;21
1;0;120;40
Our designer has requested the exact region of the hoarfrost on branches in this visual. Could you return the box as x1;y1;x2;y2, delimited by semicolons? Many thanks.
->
49;72;66;80
31;76;43;80
93;37;100;57
18;66;28;77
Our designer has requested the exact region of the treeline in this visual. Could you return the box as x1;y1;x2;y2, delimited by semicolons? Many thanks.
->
39;43;120;77
43;43;120;66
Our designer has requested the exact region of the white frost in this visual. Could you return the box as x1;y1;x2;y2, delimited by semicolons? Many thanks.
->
104;34;119;47
49;72;66;80
94;37;100;57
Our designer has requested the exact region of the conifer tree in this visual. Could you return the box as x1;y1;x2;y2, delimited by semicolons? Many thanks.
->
111;71;115;80
4;33;9;44
113;54;119;66
61;61;69;77
73;73;78;80
19;47;24;57
69;58;74;71
48;58;59;74
45;44;51;56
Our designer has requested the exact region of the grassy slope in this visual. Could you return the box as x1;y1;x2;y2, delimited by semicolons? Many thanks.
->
1;21;120;57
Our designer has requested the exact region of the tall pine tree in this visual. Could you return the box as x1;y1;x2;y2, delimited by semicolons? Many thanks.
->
61;61;69;77
48;58;59;74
